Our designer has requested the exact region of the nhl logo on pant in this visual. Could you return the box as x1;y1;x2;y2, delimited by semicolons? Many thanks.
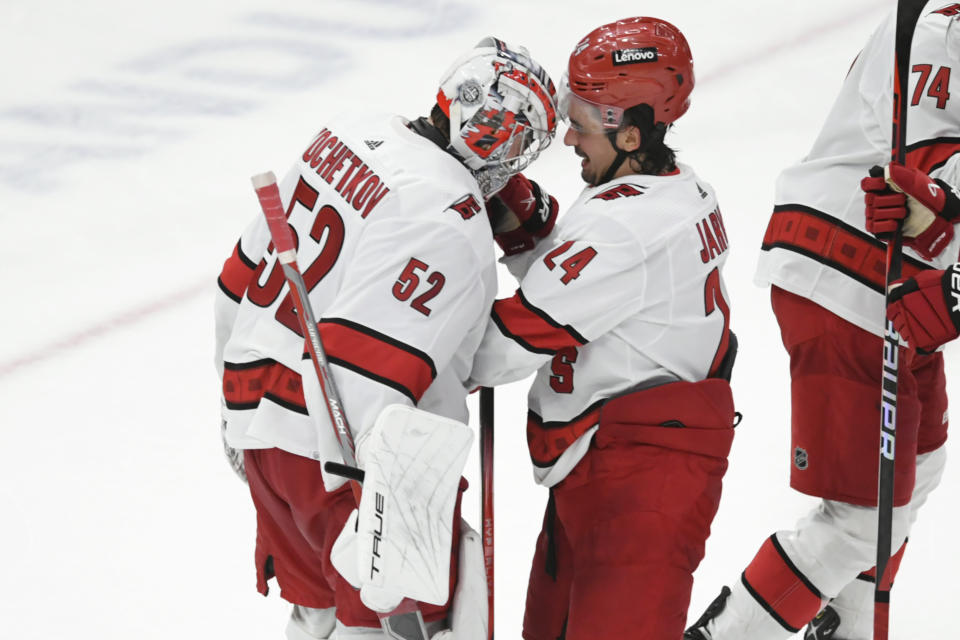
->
794;447;809;470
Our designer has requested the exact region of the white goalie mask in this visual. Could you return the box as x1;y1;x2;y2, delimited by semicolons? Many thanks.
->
437;37;558;196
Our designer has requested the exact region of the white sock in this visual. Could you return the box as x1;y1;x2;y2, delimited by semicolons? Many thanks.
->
286;605;336;640
705;579;796;640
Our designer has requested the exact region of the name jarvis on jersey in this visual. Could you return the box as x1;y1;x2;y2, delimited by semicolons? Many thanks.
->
697;207;729;264
301;127;391;218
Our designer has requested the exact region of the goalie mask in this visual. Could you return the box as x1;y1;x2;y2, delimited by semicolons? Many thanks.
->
437;37;558;196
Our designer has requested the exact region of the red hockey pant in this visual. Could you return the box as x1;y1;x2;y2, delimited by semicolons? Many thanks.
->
522;380;735;640
772;287;947;506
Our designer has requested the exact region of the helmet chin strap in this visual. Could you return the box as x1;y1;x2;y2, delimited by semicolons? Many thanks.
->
597;130;629;186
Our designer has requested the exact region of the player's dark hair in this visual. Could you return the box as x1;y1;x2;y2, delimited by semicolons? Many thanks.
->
430;104;450;142
409;105;452;151
616;103;676;175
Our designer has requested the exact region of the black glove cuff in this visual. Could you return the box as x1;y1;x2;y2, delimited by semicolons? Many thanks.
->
934;179;960;222
520;180;552;234
485;195;511;231
888;277;919;304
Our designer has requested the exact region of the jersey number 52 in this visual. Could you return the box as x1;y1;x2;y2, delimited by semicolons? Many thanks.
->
247;176;345;336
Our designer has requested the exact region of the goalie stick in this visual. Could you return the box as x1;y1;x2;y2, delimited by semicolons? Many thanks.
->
875;2;925;638
251;171;431;640
479;386;494;640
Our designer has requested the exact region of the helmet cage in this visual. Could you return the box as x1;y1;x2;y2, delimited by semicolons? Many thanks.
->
437;38;558;195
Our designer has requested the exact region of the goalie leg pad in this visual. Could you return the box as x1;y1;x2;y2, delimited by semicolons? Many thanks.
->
445;519;489;640
332;529;482;640
332;405;473;613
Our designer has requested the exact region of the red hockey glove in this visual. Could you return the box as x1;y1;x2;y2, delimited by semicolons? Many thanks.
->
862;162;960;260
486;173;558;255
887;264;960;352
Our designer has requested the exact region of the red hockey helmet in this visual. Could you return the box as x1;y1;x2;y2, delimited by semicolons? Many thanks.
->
560;17;694;130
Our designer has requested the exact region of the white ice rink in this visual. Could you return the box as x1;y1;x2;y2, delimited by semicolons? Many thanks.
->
1;0;957;637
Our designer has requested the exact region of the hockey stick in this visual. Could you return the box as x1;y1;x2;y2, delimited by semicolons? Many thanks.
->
874;3;925;638
251;171;431;640
479;386;495;640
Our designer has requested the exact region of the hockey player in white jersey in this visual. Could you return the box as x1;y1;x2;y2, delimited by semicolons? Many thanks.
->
686;4;960;639
214;38;557;640
468;17;738;639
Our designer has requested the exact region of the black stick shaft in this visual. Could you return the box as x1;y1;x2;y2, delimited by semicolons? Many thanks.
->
875;3;926;637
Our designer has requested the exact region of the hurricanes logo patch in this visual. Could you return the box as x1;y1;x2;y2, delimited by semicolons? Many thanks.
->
933;3;960;17
592;183;645;201
794;447;809;470
447;193;482;220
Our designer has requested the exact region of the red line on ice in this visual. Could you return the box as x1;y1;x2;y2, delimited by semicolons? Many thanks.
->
0;2;883;379
0;281;208;379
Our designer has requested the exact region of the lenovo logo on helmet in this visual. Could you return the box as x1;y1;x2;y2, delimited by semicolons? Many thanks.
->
612;47;658;65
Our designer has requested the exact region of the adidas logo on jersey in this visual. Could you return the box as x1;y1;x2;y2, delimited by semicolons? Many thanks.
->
365;139;384;150
612;47;658;65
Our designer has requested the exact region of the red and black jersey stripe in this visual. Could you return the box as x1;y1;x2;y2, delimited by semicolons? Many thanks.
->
223;358;307;414
761;204;931;292
217;240;258;303
527;400;604;468
318;317;436;403
492;289;588;355
905;137;960;175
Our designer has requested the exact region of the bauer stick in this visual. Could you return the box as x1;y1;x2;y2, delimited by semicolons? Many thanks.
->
251;171;431;640
479;386;495;640
874;3;925;638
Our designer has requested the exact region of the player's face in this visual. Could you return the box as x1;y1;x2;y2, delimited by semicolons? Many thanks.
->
563;101;617;186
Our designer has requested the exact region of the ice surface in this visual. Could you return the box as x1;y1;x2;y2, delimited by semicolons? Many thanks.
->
0;0;954;637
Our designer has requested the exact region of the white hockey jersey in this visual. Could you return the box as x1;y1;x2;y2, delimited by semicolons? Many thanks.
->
468;166;733;486
215;112;497;489
756;2;960;336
